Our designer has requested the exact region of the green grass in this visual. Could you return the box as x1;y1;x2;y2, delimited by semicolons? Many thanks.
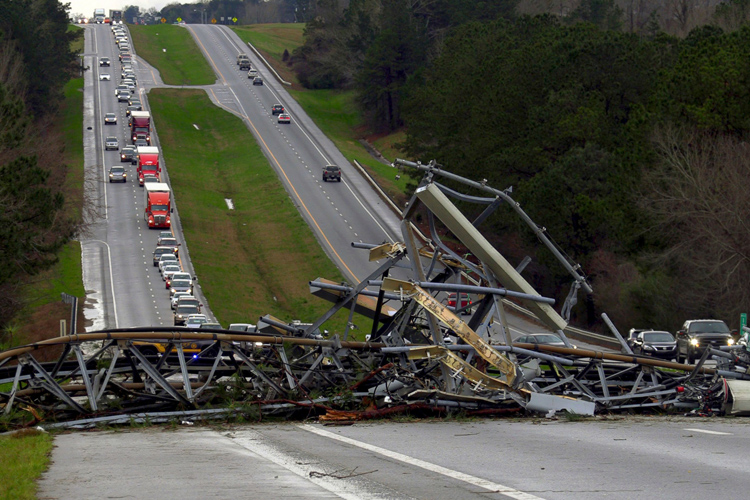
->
68;24;84;54
149;89;365;335
232;23;411;198
231;23;305;61
22;76;86;310
288;89;410;194
0;431;53;500
129;25;215;85
9;65;85;347
62;77;84;217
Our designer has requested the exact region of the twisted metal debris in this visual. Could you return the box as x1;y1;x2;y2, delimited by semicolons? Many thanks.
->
3;162;750;429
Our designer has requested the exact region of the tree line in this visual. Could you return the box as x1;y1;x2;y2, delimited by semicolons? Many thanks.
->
0;0;81;326
290;0;750;331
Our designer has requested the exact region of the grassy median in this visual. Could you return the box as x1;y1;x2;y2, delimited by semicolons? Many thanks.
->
129;24;215;85
149;89;357;332
0;431;53;500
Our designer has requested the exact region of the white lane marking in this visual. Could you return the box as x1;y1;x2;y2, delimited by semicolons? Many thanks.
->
229;430;392;500
87;239;119;329
214;27;396;243
299;424;547;500
684;428;732;436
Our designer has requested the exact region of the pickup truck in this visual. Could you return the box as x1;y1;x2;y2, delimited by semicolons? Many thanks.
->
322;164;341;182
676;319;735;363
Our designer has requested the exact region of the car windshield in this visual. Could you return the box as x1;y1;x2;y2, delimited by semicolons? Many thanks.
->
643;332;674;342
178;299;199;307
325;166;338;172
688;321;730;334
534;334;563;344
177;306;199;314
172;280;190;287
151;204;168;211
110;167;124;173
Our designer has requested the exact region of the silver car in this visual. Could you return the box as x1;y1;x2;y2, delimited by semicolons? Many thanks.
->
108;166;127;183
105;136;119;150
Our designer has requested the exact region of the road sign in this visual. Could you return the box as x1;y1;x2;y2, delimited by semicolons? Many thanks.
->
177;17;182;22
161;17;166;23
211;18;217;24
232;17;237;23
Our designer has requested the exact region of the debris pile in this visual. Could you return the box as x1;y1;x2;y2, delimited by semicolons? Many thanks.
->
3;162;750;429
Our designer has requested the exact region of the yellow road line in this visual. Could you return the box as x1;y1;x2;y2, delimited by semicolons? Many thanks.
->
185;27;360;283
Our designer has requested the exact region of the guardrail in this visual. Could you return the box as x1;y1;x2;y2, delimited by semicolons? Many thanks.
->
246;42;291;86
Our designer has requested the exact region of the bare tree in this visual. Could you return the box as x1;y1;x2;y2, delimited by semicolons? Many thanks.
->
641;125;750;320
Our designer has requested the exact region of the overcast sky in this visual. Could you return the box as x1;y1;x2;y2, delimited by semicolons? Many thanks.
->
68;1;167;19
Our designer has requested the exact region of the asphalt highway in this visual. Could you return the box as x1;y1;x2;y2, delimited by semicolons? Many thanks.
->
185;24;405;285
49;22;665;500
82;23;211;329
39;418;750;499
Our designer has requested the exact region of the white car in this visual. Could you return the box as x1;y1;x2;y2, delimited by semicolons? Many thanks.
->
158;254;179;274
99;73;110;81
171;292;193;309
185;314;208;329
162;265;182;281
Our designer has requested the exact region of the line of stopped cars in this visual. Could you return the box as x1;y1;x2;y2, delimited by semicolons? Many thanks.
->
237;54;343;184
100;25;146;184
626;319;737;363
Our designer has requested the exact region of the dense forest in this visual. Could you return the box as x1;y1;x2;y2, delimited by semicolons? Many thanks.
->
287;0;750;332
118;0;750;330
12;0;750;333
0;0;80;326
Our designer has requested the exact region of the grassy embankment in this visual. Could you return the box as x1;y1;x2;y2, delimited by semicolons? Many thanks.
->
231;24;411;201
0;431;54;500
128;24;215;85
0;23;87;500
149;90;352;332
6;25;86;351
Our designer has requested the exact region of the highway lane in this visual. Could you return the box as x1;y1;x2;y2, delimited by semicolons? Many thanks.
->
185;24;405;285
39;417;750;499
82;23;210;329
180;25;587;346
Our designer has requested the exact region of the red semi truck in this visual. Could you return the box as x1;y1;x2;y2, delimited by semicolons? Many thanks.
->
130;111;151;144
144;183;171;228
136;146;160;186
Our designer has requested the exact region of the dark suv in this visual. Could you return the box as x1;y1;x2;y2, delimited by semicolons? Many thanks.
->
271;104;284;115
322;164;341;182
676;319;735;364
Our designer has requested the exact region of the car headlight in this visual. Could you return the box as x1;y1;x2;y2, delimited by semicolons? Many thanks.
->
643;345;654;351
689;338;699;346
728;338;735;346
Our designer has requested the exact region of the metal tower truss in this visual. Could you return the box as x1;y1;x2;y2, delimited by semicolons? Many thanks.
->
3;163;750;429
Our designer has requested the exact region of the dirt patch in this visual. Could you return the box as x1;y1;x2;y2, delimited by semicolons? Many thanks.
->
15;302;85;362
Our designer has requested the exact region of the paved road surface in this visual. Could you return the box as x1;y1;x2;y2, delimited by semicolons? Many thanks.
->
39;418;750;499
